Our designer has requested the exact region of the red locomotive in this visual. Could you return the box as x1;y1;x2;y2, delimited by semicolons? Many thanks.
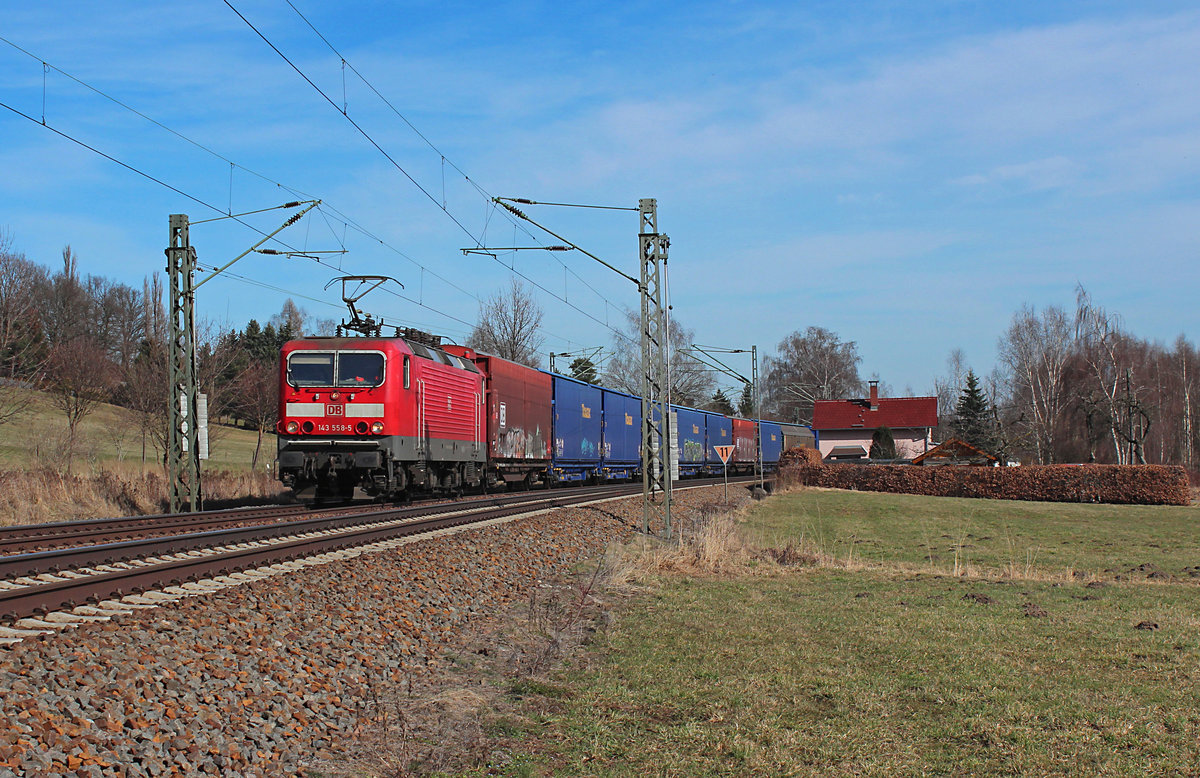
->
276;333;485;502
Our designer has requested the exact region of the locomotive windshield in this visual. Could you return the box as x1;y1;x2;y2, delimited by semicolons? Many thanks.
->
288;352;334;387
337;352;384;387
286;350;385;388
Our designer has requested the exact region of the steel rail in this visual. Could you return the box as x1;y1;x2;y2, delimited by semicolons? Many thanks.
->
0;488;581;554
0;484;635;580
0;484;659;621
0;474;750;555
0;503;314;554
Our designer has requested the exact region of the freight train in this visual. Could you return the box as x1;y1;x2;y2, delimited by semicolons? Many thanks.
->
274;330;816;502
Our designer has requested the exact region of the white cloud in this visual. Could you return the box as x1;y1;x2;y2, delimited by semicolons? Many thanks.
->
952;156;1083;191
476;9;1200;200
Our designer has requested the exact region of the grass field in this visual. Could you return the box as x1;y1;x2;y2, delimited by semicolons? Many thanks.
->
485;489;1200;776
0;391;284;523
0;390;273;473
744;488;1200;582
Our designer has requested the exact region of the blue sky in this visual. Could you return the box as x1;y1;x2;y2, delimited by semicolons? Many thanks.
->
1;1;1197;395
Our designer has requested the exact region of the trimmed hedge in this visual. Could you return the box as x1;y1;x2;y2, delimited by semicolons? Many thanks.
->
777;450;1191;506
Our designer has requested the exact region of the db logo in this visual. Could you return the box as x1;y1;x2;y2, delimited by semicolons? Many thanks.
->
326;404;344;416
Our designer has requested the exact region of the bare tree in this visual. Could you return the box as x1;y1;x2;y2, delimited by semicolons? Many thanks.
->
601;309;715;407
125;345;169;468
760;326;863;423
1074;286;1129;463
997;304;1073;463
91;278;143;371
1177;335;1197;467
931;348;968;441
197;317;244;449
142;274;167;346
233;362;279;469
467;279;544;367
45;336;117;473
39;246;90;348
0;232;49;426
267;298;336;338
270;298;306;335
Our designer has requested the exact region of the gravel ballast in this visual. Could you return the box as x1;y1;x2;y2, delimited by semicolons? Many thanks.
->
0;486;738;776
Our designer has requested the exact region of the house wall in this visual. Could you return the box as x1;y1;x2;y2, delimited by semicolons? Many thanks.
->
818;428;932;459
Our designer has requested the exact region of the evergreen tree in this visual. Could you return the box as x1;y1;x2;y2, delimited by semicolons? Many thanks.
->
708;388;735;415
240;320;265;364
737;383;755;417
952;370;997;452
869;426;898;459
569;356;599;385
259;323;279;363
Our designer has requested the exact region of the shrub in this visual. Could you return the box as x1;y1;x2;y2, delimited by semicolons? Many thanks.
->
777;462;1191;506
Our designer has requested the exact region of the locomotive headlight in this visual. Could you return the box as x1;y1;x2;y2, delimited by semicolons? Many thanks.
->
371;421;384;434
329;391;341;401
285;421;299;434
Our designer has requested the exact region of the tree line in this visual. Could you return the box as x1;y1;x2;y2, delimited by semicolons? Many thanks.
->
990;286;1196;465
6;250;1154;474
749;289;1197;467
0;232;328;471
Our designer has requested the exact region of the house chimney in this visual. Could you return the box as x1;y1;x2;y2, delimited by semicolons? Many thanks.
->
869;380;879;410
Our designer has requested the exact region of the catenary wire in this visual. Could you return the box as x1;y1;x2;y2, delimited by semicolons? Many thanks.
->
223;0;483;247
2;30;632;353
0;34;486;310
0;99;433;334
274;1;632;329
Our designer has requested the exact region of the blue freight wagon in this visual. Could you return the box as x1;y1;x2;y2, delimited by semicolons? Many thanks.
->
549;373;603;481
673;405;708;477
759;420;784;469
705;412;733;474
600;387;641;480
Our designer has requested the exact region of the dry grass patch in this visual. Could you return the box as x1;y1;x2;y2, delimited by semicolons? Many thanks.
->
0;467;288;525
609;501;758;578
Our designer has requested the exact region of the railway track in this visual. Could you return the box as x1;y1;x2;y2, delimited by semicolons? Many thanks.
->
0;479;749;631
0;490;528;555
0;475;759;554
0;502;345;555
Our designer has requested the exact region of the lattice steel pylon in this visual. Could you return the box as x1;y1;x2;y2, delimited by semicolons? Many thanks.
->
639;198;672;538
166;214;202;513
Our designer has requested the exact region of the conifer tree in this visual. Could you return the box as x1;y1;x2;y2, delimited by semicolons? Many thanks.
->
737;383;755;417
568;356;599;385
869;425;898;459
708;388;735;415
952;370;997;452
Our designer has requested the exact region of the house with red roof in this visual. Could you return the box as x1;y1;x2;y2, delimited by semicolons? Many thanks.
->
811;381;938;461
